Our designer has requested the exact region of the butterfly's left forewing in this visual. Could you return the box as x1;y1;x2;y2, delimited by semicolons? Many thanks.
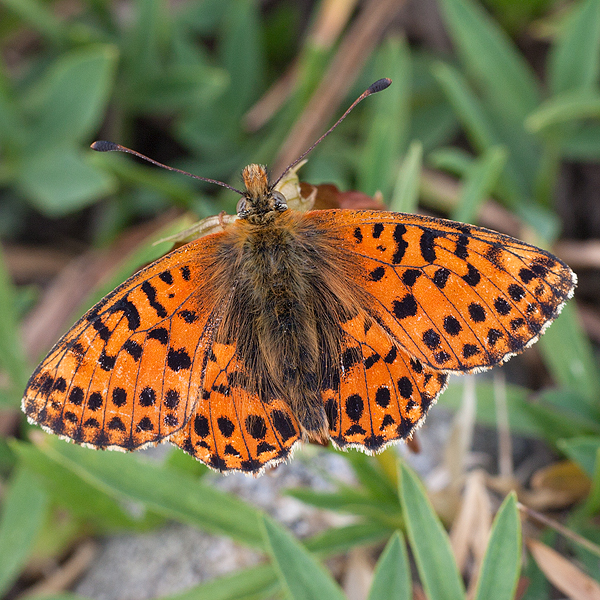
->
23;233;228;451
311;210;575;374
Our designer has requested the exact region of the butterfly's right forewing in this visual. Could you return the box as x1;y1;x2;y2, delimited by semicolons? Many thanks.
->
23;233;228;451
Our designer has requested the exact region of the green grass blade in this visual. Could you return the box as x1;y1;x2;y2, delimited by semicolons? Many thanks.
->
526;91;600;133
437;0;540;123
343;451;398;502
36;439;265;549
548;0;600;95
432;62;497;153
538;302;600;403
0;0;67;44
287;487;401;527
451;145;507;224
399;462;465;600
26;595;88;600
559;436;600;478
23;45;118;149
305;523;391;557
0;245;28;398
261;515;346;600
13;440;157;529
581;448;600;517
474;493;521;600
18;147;116;215
367;531;411;600
219;0;265;120
0;468;47;596
389;141;422;213
358;36;411;198
162;565;277;600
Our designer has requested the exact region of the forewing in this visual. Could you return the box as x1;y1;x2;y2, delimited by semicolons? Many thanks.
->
311;210;576;373
323;311;447;451
170;342;301;473
22;233;226;450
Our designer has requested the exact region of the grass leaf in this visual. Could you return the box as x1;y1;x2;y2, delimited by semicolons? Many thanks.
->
548;0;600;95
437;0;540;123
367;531;411;600
34;438;266;549
451;145;507;223
23;45;118;149
358;36;411;198
474;492;521;600
389;141;422;213
538;302;600;403
399;461;465;600
261;515;346;600
0;468;47;596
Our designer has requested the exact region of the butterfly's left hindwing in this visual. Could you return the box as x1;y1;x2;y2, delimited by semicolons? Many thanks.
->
170;341;301;473
309;210;576;374
22;233;227;451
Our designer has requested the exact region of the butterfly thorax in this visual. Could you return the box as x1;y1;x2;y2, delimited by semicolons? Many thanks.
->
238;164;287;224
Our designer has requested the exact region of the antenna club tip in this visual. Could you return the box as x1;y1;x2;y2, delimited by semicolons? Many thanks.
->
91;140;119;152
368;78;392;94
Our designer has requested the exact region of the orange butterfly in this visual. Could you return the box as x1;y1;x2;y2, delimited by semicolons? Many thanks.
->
22;79;576;474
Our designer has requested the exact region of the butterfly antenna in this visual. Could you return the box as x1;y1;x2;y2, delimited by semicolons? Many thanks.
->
271;78;392;190
90;141;246;196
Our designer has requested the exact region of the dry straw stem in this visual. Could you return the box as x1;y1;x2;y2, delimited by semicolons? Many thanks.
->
554;239;600;270
19;540;97;599
526;538;600;600
273;0;406;177
244;0;360;131
449;470;492;579
519;503;600;557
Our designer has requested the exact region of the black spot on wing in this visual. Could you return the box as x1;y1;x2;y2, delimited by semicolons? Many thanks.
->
113;296;141;330
167;348;192;371
462;264;481;287
369;266;385;282
393;294;418;319
392;224;408;264
123;339;143;361
69;387;84;405
419;230;437;263
141;281;167;318
402;269;421;287
433;268;450;289
112;387;127;407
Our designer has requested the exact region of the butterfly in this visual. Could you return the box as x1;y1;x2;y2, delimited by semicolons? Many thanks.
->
22;79;576;474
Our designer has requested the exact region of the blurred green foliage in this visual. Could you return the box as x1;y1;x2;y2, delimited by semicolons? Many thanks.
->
1;0;600;598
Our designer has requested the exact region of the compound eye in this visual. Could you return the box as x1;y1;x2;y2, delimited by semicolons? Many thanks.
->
272;190;287;211
236;197;248;215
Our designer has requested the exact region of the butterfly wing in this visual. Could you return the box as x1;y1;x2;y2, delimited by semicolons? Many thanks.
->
323;310;448;451
310;210;576;374
170;341;301;473
22;233;228;451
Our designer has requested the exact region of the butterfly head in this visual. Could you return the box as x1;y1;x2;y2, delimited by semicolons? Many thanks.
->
237;164;288;222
